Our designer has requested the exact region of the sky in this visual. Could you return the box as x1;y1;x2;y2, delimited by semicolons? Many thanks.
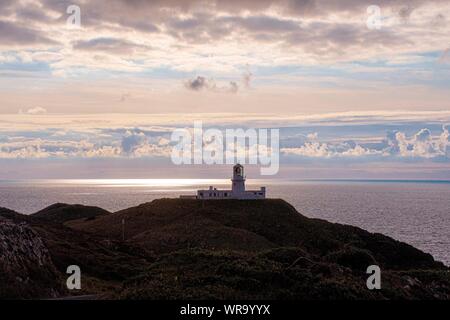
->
0;0;450;179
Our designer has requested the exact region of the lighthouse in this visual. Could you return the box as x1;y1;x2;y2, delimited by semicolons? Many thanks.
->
232;164;246;196
189;164;266;200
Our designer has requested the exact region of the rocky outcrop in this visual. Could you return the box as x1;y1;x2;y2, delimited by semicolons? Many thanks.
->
0;221;62;299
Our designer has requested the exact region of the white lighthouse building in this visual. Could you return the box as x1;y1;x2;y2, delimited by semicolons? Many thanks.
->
195;164;266;200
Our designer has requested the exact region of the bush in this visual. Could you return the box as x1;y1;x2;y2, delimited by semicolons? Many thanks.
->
325;247;377;271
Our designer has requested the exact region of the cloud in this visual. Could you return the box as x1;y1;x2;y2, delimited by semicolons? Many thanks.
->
73;38;148;55
228;81;239;93
1;113;450;163
431;13;447;27
385;127;449;158
283;142;332;158
282;126;450;160
0;0;448;77
120;92;131;102
438;48;450;64
242;66;253;89
185;76;210;91
14;2;57;24
19;107;48;115
282;140;381;158
0;20;57;46
119;130;172;157
121;130;147;153
0;137;101;159
219;15;301;33
415;128;431;141
184;76;240;93
0;128;170;159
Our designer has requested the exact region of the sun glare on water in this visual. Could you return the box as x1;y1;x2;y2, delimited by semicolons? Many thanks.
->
57;179;229;188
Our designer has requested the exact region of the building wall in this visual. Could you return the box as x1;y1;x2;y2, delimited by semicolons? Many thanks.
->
239;188;266;199
197;188;232;199
197;187;265;200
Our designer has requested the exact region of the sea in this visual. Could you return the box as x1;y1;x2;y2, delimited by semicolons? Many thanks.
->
0;179;448;266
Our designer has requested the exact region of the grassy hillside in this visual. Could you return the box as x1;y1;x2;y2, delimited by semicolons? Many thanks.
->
70;199;443;270
1;199;449;299
33;203;110;223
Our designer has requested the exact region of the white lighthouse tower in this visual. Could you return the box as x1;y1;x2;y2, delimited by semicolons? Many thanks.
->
232;163;246;196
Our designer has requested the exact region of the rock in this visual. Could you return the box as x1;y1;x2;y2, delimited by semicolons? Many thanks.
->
0;221;62;299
